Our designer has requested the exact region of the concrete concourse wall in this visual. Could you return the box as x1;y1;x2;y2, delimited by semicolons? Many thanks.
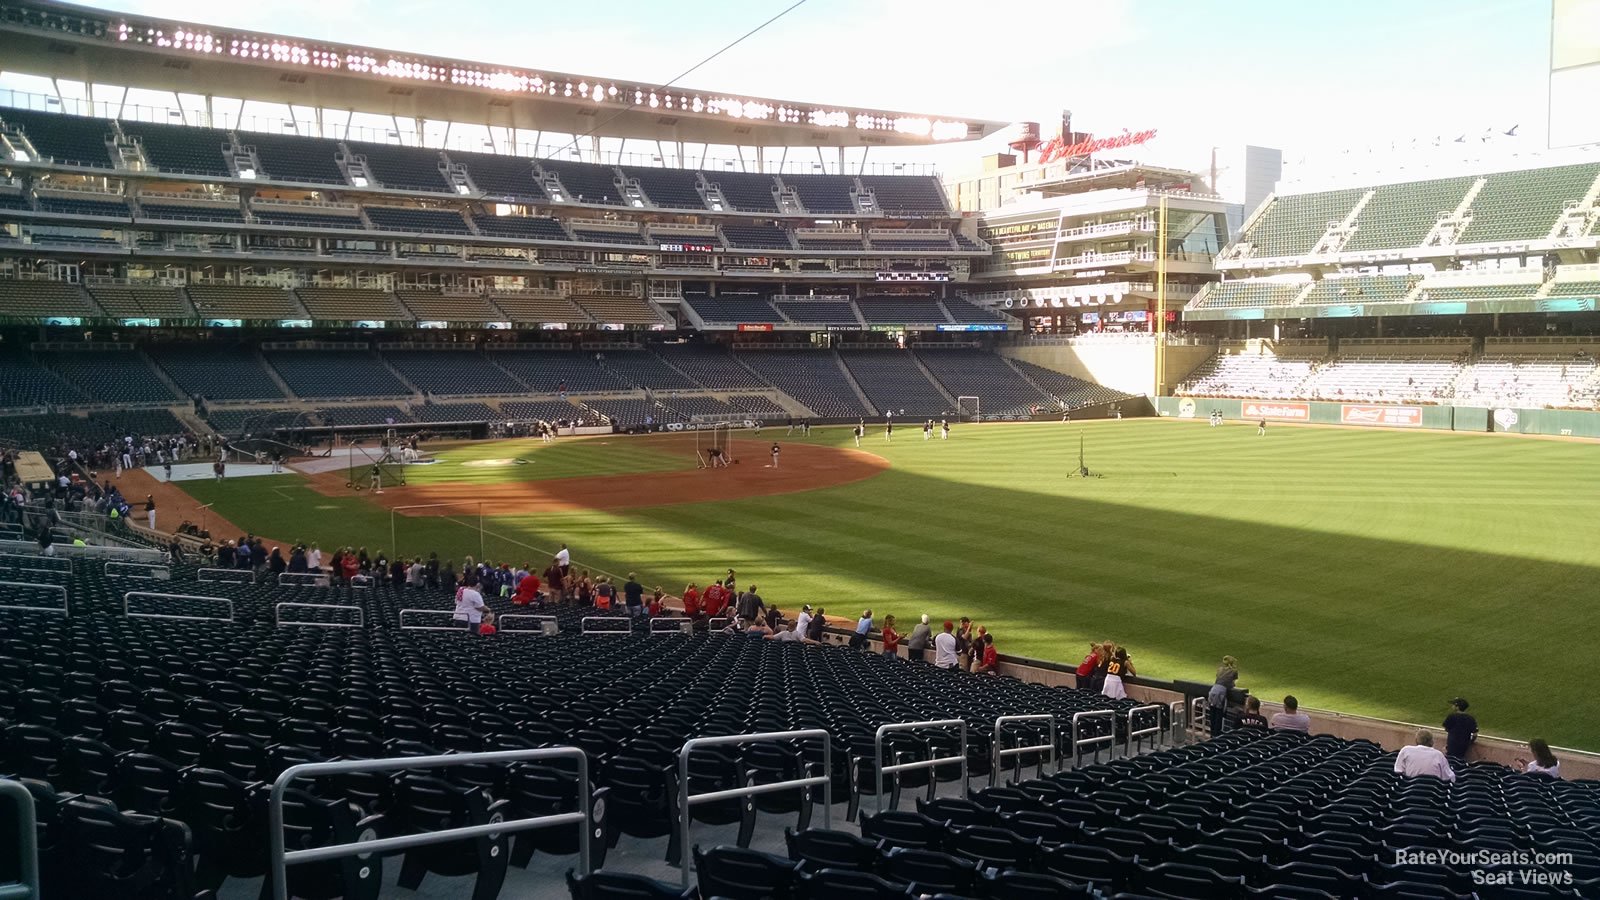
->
1003;342;1217;398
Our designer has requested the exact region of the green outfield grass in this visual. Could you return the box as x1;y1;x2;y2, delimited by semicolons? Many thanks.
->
178;420;1600;749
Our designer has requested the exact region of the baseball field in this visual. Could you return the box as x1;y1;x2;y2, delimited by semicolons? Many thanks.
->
172;419;1600;750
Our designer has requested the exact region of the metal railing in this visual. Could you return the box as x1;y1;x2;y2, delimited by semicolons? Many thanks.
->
197;567;254;583
274;602;365;629
1070;710;1117;768
1169;701;1188;745
0;540;162;562
123;591;235;622
707;616;733;631
0;778;39;900
991;715;1057;786
580;616;632;635
1125;705;1164;757
649;617;693;635
268;747;592;900
105;560;170;580
1190;697;1211;743
397;608;466;631
0;582;68;616
499;614;559;635
872;719;967;815
677;730;832;888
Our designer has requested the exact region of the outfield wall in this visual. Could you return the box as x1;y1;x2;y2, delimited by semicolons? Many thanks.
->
1157;397;1600;438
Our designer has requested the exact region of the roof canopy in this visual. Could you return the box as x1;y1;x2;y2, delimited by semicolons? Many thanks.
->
0;0;1009;147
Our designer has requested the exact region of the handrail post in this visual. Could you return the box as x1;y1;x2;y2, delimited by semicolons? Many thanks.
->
1069;710;1116;769
871;719;968;816
676;729;832;888
1169;700;1188;745
1125;704;1163;757
990;714;1056;787
268;747;592;900
0;779;38;900
580;616;632;635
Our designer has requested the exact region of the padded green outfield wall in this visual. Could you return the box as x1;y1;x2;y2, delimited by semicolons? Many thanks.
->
1156;397;1600;438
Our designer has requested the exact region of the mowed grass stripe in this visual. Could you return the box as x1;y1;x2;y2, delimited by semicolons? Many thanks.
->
181;420;1600;748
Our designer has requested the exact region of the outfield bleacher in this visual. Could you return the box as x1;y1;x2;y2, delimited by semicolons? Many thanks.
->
654;344;769;390
740;350;873;418
840;351;952;418
917;349;1052;416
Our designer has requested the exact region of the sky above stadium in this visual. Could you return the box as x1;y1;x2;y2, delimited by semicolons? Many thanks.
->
10;0;1561;179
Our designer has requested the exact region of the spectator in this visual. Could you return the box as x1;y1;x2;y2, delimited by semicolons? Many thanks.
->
477;611;498;636
1516;739;1561;778
880;614;900;659
1207;656;1240;737
934;621;959;669
1443;698;1478;759
595;576;616;610
441;559;456;590
805;606;827;642
703;581;728;618
954;617;973;669
973;632;1000;675
1089;641;1114;694
724;568;737;594
1075;643;1099;689
145;494;156;531
1236;696;1269;729
683;582;702;618
543;560;565;603
795;604;813;637
736;584;765;623
1394;731;1456;782
906;614;932;663
555;543;570;575
623;573;645;617
268;547;287;576
1102;647;1133;699
513;570;541;606
1270;696;1312;733
850;609;873;649
452;579;486;634
647;588;665;618
766;621;812;643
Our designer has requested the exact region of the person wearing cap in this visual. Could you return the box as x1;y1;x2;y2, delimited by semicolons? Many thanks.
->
906;614;932;663
934;620;959;669
1443;698;1477;759
795;604;813;638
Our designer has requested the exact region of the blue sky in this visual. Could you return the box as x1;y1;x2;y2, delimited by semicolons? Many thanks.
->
3;0;1561;175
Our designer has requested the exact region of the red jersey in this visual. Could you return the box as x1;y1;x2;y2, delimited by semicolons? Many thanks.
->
882;625;900;653
513;575;540;606
682;588;701;616
478;624;497;635
704;585;727;617
982;644;998;669
646;599;663;617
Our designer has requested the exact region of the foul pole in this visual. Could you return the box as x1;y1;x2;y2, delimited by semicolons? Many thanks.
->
1155;194;1168;397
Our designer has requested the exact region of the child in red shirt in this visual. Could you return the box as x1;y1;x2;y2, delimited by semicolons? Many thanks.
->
478;612;498;636
647;589;664;618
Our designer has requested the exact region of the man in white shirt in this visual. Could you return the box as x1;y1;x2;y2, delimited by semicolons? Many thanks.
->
555;544;570;574
1394;731;1456;782
452;583;486;634
934;621;959;669
1268;695;1313;733
795;605;813;638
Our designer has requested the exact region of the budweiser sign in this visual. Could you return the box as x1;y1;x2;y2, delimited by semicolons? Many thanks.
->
1340;404;1423;427
1039;128;1158;164
1242;401;1310;421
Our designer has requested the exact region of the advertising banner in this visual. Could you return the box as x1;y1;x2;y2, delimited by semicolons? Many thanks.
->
1340;404;1424;427
1241;401;1310;421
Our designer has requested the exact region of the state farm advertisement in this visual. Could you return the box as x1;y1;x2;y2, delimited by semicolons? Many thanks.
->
1340;404;1423;427
1241;401;1310;421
